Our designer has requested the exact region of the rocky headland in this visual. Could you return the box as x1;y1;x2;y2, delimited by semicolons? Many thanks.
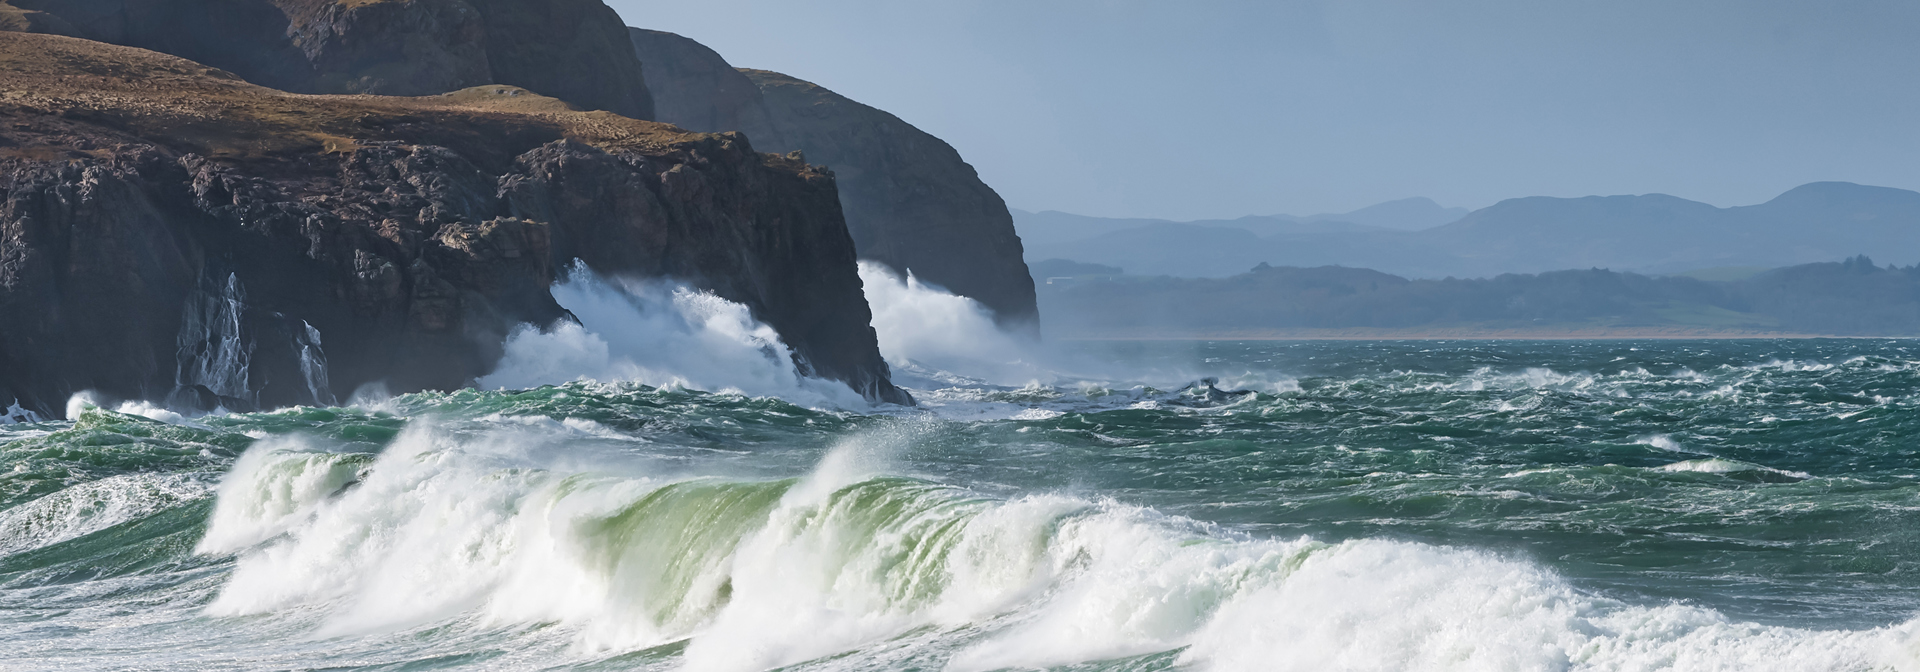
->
0;32;910;414
630;29;1039;332
4;0;654;119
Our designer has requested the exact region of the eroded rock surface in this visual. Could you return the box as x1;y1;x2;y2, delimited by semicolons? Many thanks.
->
0;33;907;414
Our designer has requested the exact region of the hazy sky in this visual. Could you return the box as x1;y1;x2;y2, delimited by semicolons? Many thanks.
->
608;1;1920;220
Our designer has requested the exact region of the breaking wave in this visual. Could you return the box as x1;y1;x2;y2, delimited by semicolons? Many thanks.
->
479;266;867;408
169;420;1920;671
479;262;1082;405
16;306;1920;670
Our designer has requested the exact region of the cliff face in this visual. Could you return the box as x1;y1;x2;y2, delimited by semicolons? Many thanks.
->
743;69;1038;332
626;30;1038;331
626;28;784;149
0;33;907;414
5;0;654;119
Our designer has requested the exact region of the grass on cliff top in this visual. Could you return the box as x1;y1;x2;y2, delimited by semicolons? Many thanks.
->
0;32;695;167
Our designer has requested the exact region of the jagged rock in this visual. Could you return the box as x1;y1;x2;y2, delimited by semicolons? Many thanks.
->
628;29;1039;331
0;33;907;414
5;0;654;119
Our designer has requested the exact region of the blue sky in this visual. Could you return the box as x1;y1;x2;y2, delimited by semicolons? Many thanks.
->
609;1;1920;220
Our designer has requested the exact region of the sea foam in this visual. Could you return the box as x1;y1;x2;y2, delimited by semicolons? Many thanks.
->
187;420;1920;672
480;265;867;408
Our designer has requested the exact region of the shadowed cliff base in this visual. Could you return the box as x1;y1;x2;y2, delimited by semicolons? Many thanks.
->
0;32;908;414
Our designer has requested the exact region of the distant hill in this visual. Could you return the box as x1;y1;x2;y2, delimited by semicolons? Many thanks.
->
1013;196;1464;247
1029;259;1124;279
1316;197;1470;231
1019;183;1920;279
1039;256;1920;338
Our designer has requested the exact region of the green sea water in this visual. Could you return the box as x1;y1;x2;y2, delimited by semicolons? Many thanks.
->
4;339;1920;671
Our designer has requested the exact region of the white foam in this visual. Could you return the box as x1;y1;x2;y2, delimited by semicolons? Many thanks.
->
186;422;1914;671
1636;434;1686;452
195;437;372;556
345;381;395;412
0;472;212;556
859;262;1042;386
1182;540;1911;672
65;391;102;421
0;399;42;424
60;392;214;426
481;266;867;408
112;400;202;426
1657;458;1812;480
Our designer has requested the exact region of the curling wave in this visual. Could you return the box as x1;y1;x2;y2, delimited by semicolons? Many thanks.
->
178;420;1920;672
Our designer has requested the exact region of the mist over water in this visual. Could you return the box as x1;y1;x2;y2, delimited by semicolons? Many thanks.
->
857;262;1271;403
8;266;1920;670
858;262;1042;386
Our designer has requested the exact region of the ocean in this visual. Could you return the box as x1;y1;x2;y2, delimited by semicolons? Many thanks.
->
3;263;1920;672
6;335;1920;671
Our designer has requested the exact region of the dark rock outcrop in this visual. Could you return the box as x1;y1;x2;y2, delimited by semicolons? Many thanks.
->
628;29;1038;331
4;0;654;119
0;33;907;414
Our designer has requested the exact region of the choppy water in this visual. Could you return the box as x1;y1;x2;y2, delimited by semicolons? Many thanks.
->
7;339;1920;671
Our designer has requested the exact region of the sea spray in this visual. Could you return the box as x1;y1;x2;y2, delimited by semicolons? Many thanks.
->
295;321;336;406
186;416;1920;672
858;262;1038;385
12;340;1920;670
0;400;39;424
858;262;1293;396
481;265;867;408
0;472;212;557
172;273;254;408
1179;540;1908;672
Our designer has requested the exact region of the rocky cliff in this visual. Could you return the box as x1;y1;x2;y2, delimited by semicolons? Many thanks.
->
3;0;654;119
628;28;784;149
0;33;908;414
628;30;1038;331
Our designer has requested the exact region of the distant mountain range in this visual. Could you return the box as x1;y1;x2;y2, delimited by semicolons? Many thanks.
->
1015;196;1466;247
1039;256;1920;338
1017;183;1920;279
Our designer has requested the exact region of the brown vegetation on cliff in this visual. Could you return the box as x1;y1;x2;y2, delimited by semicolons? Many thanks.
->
627;28;784;150
4;0;654;119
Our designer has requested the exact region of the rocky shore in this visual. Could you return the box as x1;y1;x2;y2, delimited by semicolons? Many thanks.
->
0;32;909;413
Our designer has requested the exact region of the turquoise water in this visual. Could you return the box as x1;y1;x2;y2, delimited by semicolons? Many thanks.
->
5;340;1920;670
